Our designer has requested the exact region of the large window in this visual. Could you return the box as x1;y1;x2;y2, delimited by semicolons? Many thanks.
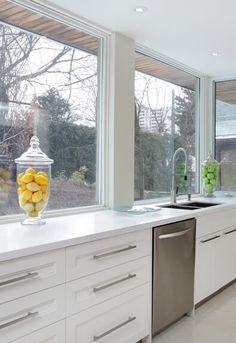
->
0;2;103;216
135;52;199;201
215;80;236;192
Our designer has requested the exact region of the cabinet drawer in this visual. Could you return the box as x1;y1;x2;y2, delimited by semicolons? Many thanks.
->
66;256;151;316
66;229;151;281
0;249;65;305
66;284;151;343
12;321;65;343
196;208;236;238
0;284;65;343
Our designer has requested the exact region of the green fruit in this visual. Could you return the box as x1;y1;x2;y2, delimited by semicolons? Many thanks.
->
206;184;214;193
207;173;214;180
210;179;216;186
207;166;214;173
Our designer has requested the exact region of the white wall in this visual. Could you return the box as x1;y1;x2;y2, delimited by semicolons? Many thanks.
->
108;33;135;207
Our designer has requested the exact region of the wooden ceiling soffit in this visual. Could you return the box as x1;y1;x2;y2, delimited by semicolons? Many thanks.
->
0;0;99;55
216;80;236;105
135;52;197;91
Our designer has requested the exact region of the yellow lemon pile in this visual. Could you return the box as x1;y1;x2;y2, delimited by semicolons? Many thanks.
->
17;168;49;218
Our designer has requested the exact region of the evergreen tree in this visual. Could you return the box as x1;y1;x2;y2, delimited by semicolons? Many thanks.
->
175;88;195;156
38;88;72;123
37;88;96;184
175;88;196;192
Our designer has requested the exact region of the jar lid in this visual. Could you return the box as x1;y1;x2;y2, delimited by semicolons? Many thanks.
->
15;136;53;165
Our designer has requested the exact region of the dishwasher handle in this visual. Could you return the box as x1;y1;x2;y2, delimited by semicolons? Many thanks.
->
158;227;192;240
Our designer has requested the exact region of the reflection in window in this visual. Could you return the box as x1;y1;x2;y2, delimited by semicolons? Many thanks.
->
215;80;236;191
134;52;199;201
0;3;101;216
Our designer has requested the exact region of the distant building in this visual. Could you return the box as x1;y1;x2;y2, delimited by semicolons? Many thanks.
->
138;105;163;132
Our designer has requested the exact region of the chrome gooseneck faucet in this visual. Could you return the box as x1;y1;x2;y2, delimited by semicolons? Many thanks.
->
170;147;188;204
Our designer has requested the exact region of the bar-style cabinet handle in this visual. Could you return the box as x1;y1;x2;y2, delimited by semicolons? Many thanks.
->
93;273;136;292
0;311;38;330
223;228;236;235
93;245;137;260
200;235;221;243
0;272;39;287
93;316;136;341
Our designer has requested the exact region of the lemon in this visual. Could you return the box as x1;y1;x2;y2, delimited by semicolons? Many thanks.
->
17;172;24;185
32;190;43;203
19;196;27;207
35;200;45;212
42;192;48;202
26;182;41;192
21;189;32;202
23;203;35;213
35;174;48;186
25;168;36;175
37;171;48;178
41;185;48;192
28;211;39;217
21;173;34;184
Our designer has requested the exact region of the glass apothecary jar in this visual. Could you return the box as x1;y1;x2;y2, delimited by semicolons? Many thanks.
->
15;136;53;225
219;157;234;195
201;153;219;197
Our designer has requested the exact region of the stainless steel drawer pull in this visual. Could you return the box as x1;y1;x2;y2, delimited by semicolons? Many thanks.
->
93;273;136;292
0;311;38;330
200;235;221;243
224;228;236;235
0;272;39;287
159;228;192;240
93;245;137;260
93;316;136;341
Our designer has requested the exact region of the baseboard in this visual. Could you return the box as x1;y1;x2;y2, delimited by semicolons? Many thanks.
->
195;279;236;309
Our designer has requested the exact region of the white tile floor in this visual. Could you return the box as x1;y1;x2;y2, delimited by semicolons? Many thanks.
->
152;283;236;343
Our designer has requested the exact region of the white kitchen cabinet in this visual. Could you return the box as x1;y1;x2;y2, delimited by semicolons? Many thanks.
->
66;256;151;316
194;219;236;304
221;227;236;285
195;233;218;304
12;321;65;343
0;249;65;305
0;228;152;343
0;284;65;343
66;284;150;343
66;229;151;281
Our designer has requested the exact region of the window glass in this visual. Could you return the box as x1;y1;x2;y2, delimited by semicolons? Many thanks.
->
0;12;101;216
135;52;199;201
215;80;236;191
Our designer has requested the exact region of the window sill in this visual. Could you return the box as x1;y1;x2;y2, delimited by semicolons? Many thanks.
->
0;205;107;225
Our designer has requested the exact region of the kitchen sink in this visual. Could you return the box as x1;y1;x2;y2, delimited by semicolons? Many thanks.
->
181;201;220;208
161;204;199;210
161;201;221;210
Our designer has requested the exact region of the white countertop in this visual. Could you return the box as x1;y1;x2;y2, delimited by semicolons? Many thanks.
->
0;195;236;262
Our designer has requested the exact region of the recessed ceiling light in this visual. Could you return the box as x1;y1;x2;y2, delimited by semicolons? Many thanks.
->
134;6;148;13
210;51;221;57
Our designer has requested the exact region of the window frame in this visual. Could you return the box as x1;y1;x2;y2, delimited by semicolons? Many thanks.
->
134;44;204;204
0;0;110;223
212;77;236;194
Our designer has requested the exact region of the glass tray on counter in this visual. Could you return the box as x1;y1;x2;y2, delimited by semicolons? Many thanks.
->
113;205;162;215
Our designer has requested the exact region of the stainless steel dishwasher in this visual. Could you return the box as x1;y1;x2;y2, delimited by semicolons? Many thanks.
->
152;218;196;336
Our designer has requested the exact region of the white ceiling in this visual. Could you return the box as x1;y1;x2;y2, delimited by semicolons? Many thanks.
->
45;0;236;77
